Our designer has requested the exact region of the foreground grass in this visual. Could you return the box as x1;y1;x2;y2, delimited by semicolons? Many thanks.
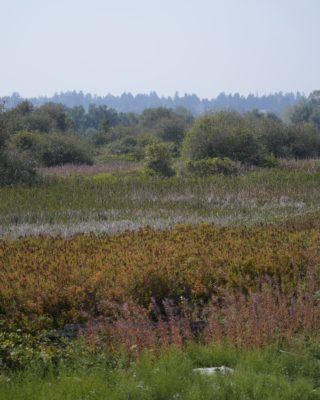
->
1;343;320;400
1;169;320;237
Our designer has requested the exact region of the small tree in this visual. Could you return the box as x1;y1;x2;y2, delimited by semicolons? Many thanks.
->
144;143;175;177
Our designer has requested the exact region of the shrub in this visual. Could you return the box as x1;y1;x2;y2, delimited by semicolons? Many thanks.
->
260;153;279;168
144;142;175;177
40;133;93;167
0;148;38;186
287;123;320;159
10;131;43;152
155;116;187;143
182;112;269;165
9;131;44;165
0;327;66;370
186;157;239;177
10;131;93;167
0;112;39;186
88;131;109;146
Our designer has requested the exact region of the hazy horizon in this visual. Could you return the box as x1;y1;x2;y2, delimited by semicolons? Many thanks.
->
1;0;319;98
2;89;308;101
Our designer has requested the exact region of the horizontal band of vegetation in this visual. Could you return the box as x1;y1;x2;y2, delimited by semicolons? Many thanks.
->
1;92;320;185
1;222;319;332
2;342;320;400
1;169;320;235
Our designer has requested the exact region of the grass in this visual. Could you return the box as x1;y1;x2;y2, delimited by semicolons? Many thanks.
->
1;342;320;400
1;168;320;237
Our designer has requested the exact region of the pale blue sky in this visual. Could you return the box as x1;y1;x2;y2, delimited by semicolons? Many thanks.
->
1;0;319;98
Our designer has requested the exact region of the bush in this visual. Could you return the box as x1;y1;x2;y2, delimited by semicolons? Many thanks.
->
155;116;187;143
9;131;44;165
0;148;38;186
40;133;93;167
186;157;239;177
0;328;63;370
287;123;320;159
88;131;109;146
254;115;320;159
9;131;94;168
182;112;269;165
260;153;279;168
144;142;175;177
0;113;39;186
10;131;43;151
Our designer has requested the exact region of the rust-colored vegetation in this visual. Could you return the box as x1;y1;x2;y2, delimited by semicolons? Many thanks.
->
1;223;320;347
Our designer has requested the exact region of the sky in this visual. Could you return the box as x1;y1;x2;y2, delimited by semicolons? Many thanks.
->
0;0;319;98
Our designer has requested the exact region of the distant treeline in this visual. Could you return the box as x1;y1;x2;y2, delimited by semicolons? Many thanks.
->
1;91;303;116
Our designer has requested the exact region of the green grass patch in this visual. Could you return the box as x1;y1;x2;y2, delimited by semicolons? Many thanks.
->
1;342;320;399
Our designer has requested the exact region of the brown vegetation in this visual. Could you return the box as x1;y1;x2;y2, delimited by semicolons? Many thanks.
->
1;223;319;344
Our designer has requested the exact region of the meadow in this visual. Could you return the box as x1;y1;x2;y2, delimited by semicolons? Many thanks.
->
1;164;320;399
1;167;320;237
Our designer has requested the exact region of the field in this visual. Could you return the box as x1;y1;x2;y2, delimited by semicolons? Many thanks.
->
1;168;320;237
1;165;320;398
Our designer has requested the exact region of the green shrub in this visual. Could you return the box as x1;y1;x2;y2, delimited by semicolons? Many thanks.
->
0;325;93;371
9;131;44;165
0;148;38;186
259;153;279;168
40;133;93;167
287;123;320;159
186;157;239;177
137;133;157;147
9;131;93;168
182;112;269;165
144;142;175;177
10;131;43;152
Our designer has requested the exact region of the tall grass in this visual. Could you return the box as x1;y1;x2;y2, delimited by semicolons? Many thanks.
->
1;169;320;237
1;343;320;400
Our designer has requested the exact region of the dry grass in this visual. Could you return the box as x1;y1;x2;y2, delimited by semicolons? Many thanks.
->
39;161;140;177
279;158;320;172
